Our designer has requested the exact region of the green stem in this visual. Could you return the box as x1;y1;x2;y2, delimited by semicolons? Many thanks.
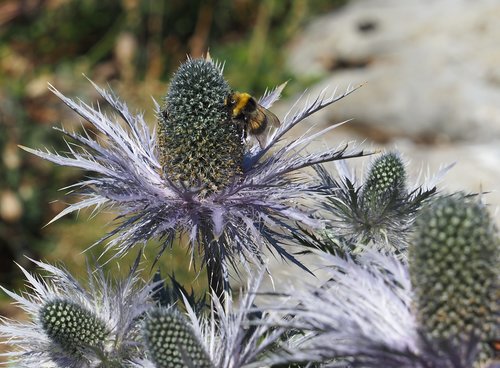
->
201;220;228;313
205;240;227;309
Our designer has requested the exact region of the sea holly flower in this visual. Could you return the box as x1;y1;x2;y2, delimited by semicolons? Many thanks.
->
0;257;156;367
134;270;288;368
296;152;450;259
22;55;364;293
269;251;485;367
270;194;499;367
142;308;214;368
269;251;423;367
410;194;499;366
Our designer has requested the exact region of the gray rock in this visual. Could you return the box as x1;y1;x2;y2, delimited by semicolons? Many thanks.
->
286;0;500;142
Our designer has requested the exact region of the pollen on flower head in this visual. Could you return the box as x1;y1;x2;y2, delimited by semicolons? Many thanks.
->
409;195;499;352
158;57;244;194
39;299;108;357
143;308;214;368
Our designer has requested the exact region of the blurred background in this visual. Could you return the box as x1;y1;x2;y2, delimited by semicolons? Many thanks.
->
1;0;500;328
0;0;346;314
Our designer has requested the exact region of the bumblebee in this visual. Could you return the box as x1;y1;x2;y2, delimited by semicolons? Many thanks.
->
225;92;281;148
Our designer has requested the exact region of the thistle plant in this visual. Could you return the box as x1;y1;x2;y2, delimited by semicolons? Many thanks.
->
22;55;365;295
270;254;497;367
0;257;156;367
5;51;498;368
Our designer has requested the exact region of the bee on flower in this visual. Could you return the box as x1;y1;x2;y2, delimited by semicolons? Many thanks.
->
23;55;364;294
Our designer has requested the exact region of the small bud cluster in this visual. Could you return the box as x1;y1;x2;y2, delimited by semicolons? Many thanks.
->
143;308;214;368
362;152;407;208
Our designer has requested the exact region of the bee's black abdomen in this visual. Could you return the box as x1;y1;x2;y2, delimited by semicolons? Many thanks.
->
243;96;258;113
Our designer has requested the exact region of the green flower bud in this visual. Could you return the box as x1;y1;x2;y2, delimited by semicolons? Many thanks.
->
158;57;244;195
40;299;108;356
362;152;407;207
143;308;214;368
409;195;499;348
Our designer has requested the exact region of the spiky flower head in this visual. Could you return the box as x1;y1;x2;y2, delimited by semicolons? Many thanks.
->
268;250;490;367
143;308;213;368
39;299;108;359
409;194;499;362
361;151;407;207
308;152;445;258
0;257;156;367
135;270;289;368
268;251;420;367
158;58;243;194
22;55;364;285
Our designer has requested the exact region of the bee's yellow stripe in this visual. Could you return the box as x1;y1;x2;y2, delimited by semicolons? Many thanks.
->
233;93;252;117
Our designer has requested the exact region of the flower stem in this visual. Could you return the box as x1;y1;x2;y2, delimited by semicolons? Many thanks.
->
205;240;228;311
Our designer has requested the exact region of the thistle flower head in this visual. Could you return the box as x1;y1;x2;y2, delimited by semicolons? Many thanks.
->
361;151;407;206
142;308;213;368
135;270;288;368
0;257;156;367
39;299;109;359
158;58;243;193
308;152;446;258
23;55;364;279
269;250;490;367
409;194;500;363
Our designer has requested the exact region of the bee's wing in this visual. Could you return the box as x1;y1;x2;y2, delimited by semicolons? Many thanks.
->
254;106;281;149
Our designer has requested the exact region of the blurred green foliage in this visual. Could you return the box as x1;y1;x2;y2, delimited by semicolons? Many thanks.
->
0;0;347;297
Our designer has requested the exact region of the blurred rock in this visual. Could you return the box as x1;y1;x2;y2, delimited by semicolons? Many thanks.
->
115;32;138;82
392;139;500;214
3;143;20;170
0;50;31;77
286;0;500;143
0;190;23;223
280;0;500;224
26;74;52;98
